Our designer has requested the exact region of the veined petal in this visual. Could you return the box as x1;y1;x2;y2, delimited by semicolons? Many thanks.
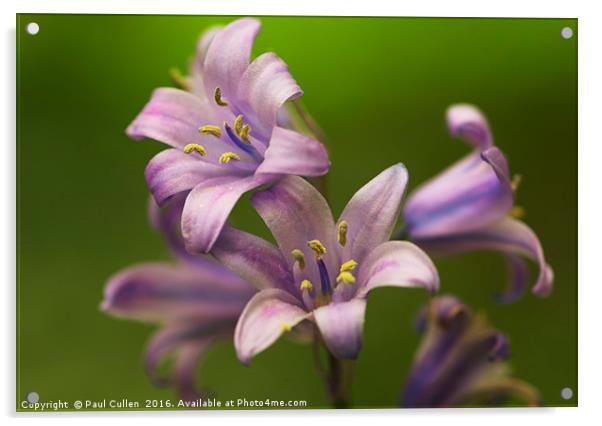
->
447;104;493;150
126;88;220;150
338;164;408;263
234;288;308;364
416;217;553;297
236;53;303;141
404;151;513;239
212;226;295;292
255;127;329;177
145;149;241;206
313;299;366;360
182;173;276;253
190;26;222;97
102;263;252;323
356;241;439;298
251;176;338;283
202;18;261;104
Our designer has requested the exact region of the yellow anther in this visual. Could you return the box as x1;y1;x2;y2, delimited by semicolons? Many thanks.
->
233;115;244;134
340;259;357;273
199;125;222;138
336;271;356;285
307;240;327;258
338;221;348;246
218;152;241;164
239;124;252;143
291;249;306;270
183;143;207;156
214;87;228;107
511;174;522;192
508;206;526;219
300;279;313;291
281;323;292;332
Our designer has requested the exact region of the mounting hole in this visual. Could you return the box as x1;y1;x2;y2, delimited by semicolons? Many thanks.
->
26;22;40;35
560;387;573;400
27;392;39;403
561;27;573;39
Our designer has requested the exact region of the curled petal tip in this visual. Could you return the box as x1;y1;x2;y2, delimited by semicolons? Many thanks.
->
446;103;493;150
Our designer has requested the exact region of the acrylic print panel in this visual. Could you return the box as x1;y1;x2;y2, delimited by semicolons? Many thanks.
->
16;14;577;411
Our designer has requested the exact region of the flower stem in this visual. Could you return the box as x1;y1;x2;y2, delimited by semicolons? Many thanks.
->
327;351;354;408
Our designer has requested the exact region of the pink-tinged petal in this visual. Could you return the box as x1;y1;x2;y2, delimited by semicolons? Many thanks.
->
255;126;329;177
234;288;308;364
338;164;408;263
404;151;513;240
417;217;553;297
144;322;231;397
251;176;338;284
202;18;261;103
314;299;366;360
447;104;493;150
190;26;222;97
126;88;221;150
148;194;243;275
355;241;439;298
102;263;252;323
182;173;276;253
236;53;303;140
212;226;295;292
145;149;242;206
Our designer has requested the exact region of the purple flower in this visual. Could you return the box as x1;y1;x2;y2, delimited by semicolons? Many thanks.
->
127;18;330;253
102;194;256;400
403;104;553;302
211;164;440;363
402;295;542;407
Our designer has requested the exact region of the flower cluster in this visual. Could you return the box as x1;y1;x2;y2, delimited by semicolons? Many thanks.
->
103;18;553;407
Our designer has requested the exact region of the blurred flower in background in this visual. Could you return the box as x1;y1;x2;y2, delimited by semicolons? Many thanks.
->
402;295;541;407
102;194;256;400
402;105;553;303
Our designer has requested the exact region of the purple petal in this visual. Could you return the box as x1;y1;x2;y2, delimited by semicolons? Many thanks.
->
338;164;408;263
102;263;252;323
234;288;308;364
148;194;243;274
126;88;221;150
255;127;329;177
355;241;440;298
182;173;276;253
251;176;338;285
202;18;261;104
236;53;303;141
404;151;513;239
495;254;529;304
313;299;366;360
190;26;221;97
446;104;493;150
145;148;241;206
212;226;295;293
144;322;231;397
416;217;553;297
173;342;212;401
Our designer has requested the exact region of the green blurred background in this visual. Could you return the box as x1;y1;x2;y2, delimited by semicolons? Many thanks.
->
16;15;577;410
